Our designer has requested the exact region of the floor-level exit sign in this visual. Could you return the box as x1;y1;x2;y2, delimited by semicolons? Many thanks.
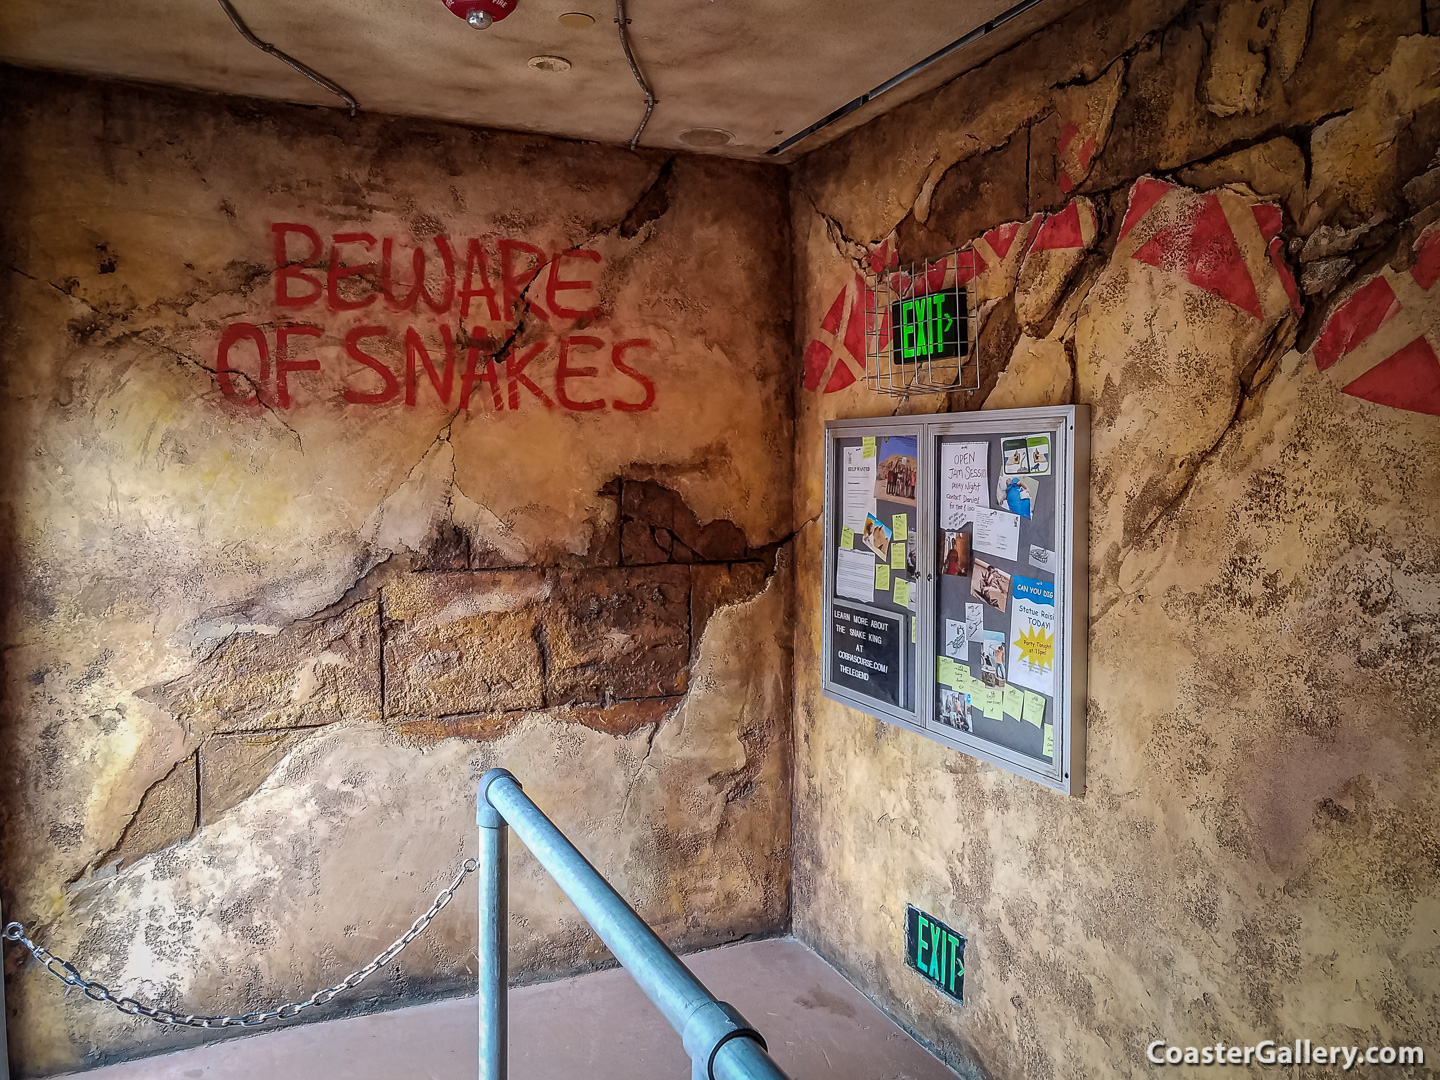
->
905;904;965;1003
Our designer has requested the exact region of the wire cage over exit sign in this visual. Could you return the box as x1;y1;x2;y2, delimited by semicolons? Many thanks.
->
864;249;980;397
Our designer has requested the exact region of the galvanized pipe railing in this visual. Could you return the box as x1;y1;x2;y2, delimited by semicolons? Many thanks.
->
477;769;792;1080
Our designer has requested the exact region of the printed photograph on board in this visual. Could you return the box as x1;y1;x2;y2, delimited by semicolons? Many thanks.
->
971;558;1011;611
941;530;972;576
980;630;1007;687
996;474;1038;519
874;435;919;505
937;688;972;732
1002;436;1030;475
863;513;892;561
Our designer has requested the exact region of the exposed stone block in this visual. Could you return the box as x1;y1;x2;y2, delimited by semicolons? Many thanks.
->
984;336;1073;411
1029;62;1125;211
1014;198;1100;334
382;572;547;717
896;135;1031;265
107;755;197;868
1177;137;1308;225
690;563;770;659
144;600;382;736
540;565;691;705
198;731;305;826
621;480;752;565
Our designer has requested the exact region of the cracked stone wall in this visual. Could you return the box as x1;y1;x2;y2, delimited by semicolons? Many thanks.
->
0;68;794;1076
791;0;1440;1076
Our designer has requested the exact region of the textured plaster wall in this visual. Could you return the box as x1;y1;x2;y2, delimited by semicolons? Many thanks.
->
791;0;1440;1076
0;70;794;1076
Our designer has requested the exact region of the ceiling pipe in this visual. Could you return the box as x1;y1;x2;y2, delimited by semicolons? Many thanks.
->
614;0;657;150
214;0;360;116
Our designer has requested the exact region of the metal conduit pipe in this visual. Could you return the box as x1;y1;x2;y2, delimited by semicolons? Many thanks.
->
214;0;360;116
614;0;657;150
477;769;791;1080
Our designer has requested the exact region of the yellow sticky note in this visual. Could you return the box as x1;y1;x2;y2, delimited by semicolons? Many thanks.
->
893;577;910;607
875;563;890;591
862;436;877;459
981;687;1003;720
937;657;958;688
1021;691;1046;729
891;542;906;570
1042;724;1055;757
840;526;854;550
892;513;908;535
911;617;917;644
1002;685;1024;719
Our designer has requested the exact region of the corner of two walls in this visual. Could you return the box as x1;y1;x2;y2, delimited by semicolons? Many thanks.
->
788;0;1440;1074
0;70;797;1076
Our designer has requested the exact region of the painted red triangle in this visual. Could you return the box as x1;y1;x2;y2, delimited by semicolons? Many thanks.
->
1031;203;1084;251
802;339;832;391
1057;123;1078;157
1412;228;1440;291
1120;177;1173;240
1135;196;1261;316
1132;222;1188;274
1252;204;1283;242
824;355;858;393
985;223;1022;261
1343;336;1440;416
1313;276;1399;371
1184;196;1261;318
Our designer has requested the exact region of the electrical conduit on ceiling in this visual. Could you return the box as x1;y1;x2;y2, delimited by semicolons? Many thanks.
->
614;0;657;150
214;0;360;115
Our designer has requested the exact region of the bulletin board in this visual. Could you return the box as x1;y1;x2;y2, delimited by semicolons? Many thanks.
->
820;423;924;726
822;407;1089;794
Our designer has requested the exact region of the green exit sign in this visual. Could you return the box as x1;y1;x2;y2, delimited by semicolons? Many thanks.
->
905;905;965;1003
890;289;966;365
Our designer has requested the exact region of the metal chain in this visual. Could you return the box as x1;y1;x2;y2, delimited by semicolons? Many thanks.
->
2;858;478;1029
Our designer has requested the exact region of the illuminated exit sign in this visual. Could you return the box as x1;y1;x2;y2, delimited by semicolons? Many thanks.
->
890;288;967;365
905;905;965;1003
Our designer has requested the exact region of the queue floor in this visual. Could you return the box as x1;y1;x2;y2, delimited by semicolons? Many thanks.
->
73;938;959;1080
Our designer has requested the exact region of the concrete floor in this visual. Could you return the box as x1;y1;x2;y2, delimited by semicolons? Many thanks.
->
75;938;958;1080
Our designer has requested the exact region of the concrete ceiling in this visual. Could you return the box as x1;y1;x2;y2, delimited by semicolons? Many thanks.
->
0;0;1076;160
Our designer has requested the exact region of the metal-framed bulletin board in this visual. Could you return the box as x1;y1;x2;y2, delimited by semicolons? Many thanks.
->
822;406;1089;794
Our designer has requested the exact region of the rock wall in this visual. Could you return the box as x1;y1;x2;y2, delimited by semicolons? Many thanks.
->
0;70;795;1076
791;0;1440;1075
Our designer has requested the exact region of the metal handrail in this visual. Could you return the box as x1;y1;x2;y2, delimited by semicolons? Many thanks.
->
477;769;793;1080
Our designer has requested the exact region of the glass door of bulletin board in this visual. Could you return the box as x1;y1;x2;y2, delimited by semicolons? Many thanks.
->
821;422;925;731
822;407;1089;794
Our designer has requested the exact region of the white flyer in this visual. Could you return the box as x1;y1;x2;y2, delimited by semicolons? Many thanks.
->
836;547;876;603
944;618;967;659
972;507;1021;561
842;446;877;532
939;441;988;529
1008;575;1056;695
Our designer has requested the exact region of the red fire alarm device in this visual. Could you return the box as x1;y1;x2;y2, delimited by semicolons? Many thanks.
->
444;0;517;29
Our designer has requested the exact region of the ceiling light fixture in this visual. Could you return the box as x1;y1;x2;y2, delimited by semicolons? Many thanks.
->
678;127;733;148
